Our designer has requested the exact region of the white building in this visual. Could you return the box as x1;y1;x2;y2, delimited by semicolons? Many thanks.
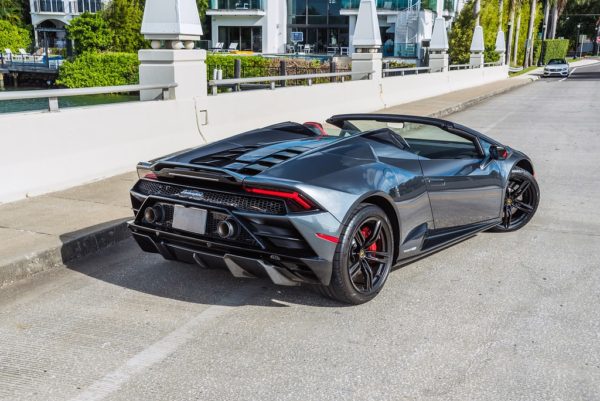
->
206;0;287;53
29;0;109;49
208;0;459;61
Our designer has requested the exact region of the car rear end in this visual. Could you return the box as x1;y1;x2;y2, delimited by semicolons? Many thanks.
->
128;164;340;287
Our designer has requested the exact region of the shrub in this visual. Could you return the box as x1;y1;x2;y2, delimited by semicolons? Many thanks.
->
56;52;139;88
0;19;31;53
104;0;148;53
206;54;272;79
67;12;113;54
538;39;569;64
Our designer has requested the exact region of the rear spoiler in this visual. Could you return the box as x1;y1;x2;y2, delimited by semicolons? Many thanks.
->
138;161;245;184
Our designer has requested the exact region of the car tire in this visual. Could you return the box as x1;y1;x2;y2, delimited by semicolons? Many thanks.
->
489;168;540;233
319;203;394;304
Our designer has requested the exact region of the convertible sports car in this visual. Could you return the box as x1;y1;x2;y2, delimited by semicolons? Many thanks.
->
128;114;539;304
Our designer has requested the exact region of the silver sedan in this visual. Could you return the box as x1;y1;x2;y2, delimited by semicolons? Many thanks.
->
543;58;570;77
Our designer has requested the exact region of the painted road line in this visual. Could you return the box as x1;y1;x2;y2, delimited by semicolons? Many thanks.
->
68;284;260;401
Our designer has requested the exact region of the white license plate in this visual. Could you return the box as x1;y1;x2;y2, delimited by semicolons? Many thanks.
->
172;205;207;235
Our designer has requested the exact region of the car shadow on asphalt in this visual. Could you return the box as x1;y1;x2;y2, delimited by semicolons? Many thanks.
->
61;234;350;309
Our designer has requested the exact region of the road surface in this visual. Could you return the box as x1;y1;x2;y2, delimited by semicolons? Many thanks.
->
1;62;599;401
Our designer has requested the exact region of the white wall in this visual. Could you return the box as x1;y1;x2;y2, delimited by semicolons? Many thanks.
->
0;66;508;203
0;100;205;203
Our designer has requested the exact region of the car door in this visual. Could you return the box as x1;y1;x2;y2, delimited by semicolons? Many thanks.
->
400;122;504;230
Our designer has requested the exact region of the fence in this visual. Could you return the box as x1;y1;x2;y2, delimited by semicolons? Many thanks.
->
209;71;373;95
0;83;177;112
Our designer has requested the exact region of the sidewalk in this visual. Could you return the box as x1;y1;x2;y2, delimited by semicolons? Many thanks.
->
0;72;541;288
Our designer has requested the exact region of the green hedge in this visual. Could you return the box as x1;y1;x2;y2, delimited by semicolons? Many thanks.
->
538;39;569;64
205;54;272;78
0;20;31;53
56;52;139;88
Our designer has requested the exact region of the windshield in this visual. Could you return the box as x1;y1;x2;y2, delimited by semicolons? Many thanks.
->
548;59;567;65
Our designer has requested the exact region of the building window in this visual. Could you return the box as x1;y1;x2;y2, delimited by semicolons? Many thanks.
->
218;26;262;52
287;0;349;53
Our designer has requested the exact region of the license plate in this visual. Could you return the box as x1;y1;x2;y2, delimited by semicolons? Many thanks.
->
172;205;207;235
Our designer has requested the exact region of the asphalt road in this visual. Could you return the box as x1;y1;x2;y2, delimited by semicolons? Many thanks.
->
1;63;600;401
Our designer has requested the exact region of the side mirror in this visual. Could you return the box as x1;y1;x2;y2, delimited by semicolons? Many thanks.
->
490;145;509;160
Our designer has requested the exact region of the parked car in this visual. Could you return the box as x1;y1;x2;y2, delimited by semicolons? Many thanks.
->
128;114;540;304
543;58;570;77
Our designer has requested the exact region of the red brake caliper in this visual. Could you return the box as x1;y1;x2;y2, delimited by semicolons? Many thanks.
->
361;227;378;252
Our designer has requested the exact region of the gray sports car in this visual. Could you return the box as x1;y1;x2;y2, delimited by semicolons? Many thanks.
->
128;114;539;304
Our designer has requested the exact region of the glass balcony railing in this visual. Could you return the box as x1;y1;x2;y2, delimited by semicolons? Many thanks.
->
341;0;414;11
34;0;65;13
75;0;103;13
210;0;264;10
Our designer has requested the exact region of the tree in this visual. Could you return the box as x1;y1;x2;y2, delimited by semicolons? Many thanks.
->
104;0;147;52
0;19;30;52
449;0;504;63
0;0;22;26
67;12;114;54
523;0;539;66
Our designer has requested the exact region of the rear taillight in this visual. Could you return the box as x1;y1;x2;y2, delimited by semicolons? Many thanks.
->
244;186;317;212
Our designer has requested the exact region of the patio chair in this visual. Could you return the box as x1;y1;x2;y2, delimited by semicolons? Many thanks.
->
303;44;313;54
211;42;224;53
327;46;338;56
286;44;296;53
4;49;12;61
227;42;239;52
340;46;349;56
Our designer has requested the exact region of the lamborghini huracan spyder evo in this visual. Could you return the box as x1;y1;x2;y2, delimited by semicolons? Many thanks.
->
128;114;540;304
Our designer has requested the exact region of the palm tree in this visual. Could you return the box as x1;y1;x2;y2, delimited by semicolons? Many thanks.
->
0;0;22;25
513;4;522;64
523;0;538;67
506;0;523;64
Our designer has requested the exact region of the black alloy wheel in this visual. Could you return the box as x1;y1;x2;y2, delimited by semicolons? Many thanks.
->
321;204;394;304
491;168;539;232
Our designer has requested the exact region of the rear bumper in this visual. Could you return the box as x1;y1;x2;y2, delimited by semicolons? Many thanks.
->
129;221;333;286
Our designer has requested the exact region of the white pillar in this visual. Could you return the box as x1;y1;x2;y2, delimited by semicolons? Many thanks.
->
469;25;485;67
352;52;383;81
351;0;382;81
495;30;506;65
429;17;449;72
139;49;207;101
138;0;207;101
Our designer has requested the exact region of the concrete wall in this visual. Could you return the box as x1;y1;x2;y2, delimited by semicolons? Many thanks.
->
0;100;204;203
0;65;508;203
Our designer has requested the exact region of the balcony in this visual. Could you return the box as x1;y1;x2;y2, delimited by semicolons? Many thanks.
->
32;0;103;14
207;0;265;16
32;0;65;13
340;0;438;13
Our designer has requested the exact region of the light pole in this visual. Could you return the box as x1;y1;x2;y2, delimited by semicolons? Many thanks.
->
576;23;581;58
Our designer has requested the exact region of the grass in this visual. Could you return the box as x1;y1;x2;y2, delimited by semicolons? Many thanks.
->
509;65;539;76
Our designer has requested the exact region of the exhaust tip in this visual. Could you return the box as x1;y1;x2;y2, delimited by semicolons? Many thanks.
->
144;205;163;224
217;219;238;239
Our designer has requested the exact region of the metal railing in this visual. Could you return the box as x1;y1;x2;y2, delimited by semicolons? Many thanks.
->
209;0;263;10
208;71;373;95
449;63;472;70
341;0;423;11
449;62;503;70
382;66;430;77
0;83;177;112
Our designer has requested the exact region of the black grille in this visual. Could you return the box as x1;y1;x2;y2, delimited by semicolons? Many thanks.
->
135;180;286;215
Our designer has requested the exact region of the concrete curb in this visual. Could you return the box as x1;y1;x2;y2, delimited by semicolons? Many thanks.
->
427;76;538;119
0;76;539;288
0;220;130;288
